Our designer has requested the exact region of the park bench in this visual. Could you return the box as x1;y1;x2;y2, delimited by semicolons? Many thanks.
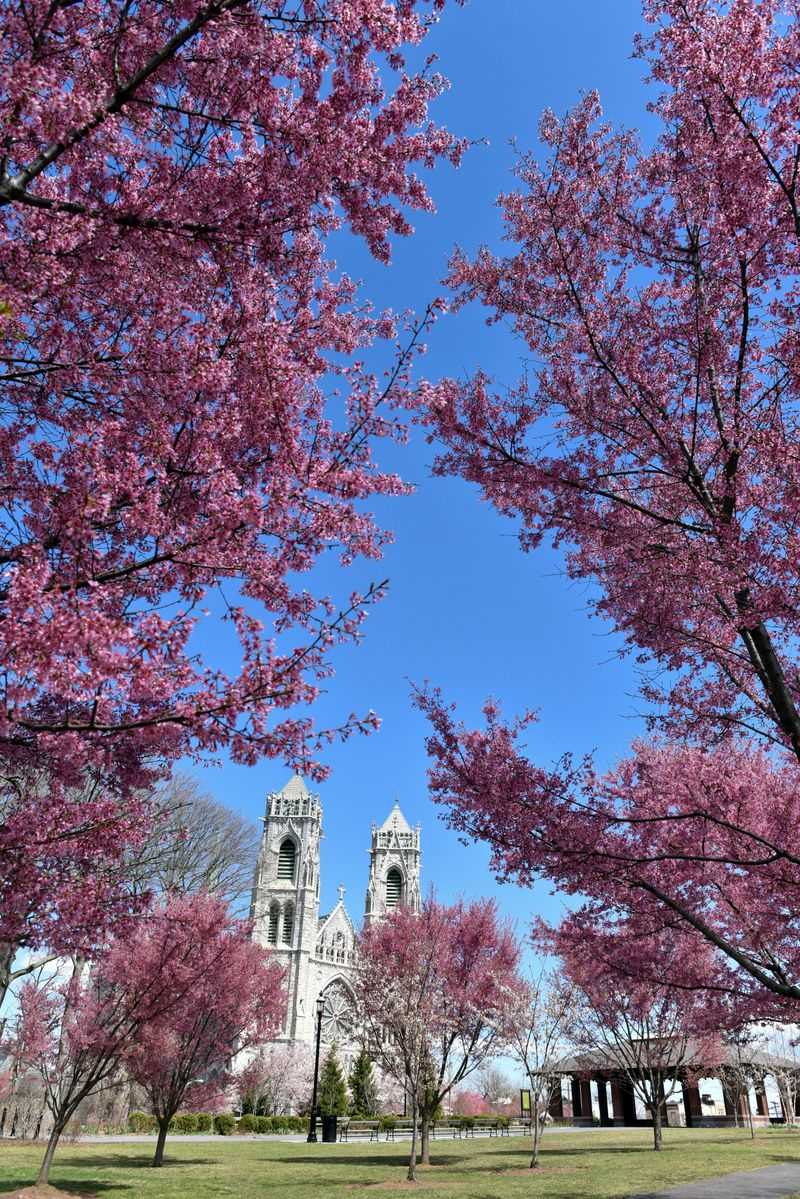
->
337;1119;380;1142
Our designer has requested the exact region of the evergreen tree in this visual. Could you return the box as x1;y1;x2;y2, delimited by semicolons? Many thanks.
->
318;1046;348;1117
348;1048;378;1117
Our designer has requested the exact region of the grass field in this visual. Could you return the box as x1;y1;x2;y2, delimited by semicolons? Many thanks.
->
1;1127;799;1198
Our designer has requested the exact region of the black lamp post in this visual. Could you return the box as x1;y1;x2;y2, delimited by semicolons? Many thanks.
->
307;994;325;1143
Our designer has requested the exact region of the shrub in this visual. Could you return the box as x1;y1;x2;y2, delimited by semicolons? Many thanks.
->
194;1113;213;1132
496;1116;510;1130
172;1113;198;1134
128;1112;155;1134
214;1113;236;1136
378;1115;397;1132
255;1116;272;1134
238;1114;258;1134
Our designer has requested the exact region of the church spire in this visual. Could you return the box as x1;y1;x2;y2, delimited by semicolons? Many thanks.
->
364;801;421;925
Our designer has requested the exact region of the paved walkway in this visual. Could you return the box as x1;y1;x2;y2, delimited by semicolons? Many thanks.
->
633;1163;800;1199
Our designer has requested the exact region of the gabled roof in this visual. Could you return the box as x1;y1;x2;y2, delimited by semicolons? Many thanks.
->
378;801;413;835
317;899;356;938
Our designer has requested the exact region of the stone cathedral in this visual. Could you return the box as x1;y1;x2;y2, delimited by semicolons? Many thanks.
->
250;774;421;1069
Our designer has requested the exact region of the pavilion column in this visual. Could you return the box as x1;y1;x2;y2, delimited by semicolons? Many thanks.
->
610;1081;626;1124
596;1078;611;1126
579;1079;593;1121
548;1084;564;1120
571;1078;582;1119
723;1090;736;1118
620;1078;638;1126
754;1081;770;1118
738;1091;751;1119
682;1081;703;1128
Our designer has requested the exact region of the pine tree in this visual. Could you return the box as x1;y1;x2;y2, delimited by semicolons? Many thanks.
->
348;1048;378;1117
318;1046;348;1117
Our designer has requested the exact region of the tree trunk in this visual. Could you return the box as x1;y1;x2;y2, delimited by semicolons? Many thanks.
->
530;1098;542;1169
37;1120;66;1185
420;1110;431;1166
0;942;13;1016
407;1094;419;1183
651;1103;663;1151
153;1117;170;1167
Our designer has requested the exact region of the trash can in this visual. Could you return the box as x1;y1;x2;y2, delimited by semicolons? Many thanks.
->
321;1114;338;1143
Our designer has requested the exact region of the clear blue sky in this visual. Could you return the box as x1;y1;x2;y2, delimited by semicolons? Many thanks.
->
185;0;655;938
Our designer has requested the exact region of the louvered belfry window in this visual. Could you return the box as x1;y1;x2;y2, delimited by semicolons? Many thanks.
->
282;903;294;945
277;839;296;882
267;904;279;944
385;868;402;909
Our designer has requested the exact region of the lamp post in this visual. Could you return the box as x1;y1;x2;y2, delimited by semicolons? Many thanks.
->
307;994;325;1143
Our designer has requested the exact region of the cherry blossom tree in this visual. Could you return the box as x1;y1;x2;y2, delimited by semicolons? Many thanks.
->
505;972;579;1168
237;1042;314;1116
0;768;156;1011
0;0;464;1001
451;1089;490;1116
355;897;520;1180
420;0;800;761
557;925;721;1151
416;693;800;1015
414;0;800;1013
11;893;269;1184
2;0;465;782
122;898;285;1166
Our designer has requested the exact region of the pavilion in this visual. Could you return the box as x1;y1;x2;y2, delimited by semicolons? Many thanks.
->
549;1042;799;1128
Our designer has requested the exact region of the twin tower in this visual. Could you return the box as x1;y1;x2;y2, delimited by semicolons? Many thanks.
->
250;774;421;1065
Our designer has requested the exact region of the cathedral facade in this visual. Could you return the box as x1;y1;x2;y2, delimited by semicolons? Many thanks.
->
250;774;421;1068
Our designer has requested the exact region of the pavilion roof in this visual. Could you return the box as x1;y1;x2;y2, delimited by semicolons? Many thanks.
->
553;1039;798;1075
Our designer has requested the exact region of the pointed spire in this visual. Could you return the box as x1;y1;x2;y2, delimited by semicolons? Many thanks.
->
378;801;412;834
279;773;309;798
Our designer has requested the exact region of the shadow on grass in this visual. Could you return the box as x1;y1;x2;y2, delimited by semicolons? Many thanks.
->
0;1180;129;1195
54;1155;218;1170
268;1152;465;1169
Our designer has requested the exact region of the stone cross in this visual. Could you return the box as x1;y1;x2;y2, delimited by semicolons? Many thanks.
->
337;883;345;903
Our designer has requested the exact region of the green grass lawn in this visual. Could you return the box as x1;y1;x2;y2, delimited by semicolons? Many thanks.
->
1;1128;799;1198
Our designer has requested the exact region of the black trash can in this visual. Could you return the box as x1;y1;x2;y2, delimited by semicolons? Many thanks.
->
321;1114;338;1143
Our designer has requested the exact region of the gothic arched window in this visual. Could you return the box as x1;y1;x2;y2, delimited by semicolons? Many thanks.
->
282;902;295;945
277;838;296;882
385;867;402;909
267;902;280;944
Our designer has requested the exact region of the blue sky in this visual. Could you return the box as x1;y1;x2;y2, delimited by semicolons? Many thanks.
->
185;0;657;940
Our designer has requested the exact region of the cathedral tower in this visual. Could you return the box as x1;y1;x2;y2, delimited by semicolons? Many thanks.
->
251;774;323;1043
363;802;421;925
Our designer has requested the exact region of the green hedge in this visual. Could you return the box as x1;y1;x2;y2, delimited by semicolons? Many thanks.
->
195;1113;213;1132
237;1114;308;1134
128;1112;156;1133
171;1113;198;1134
214;1113;237;1136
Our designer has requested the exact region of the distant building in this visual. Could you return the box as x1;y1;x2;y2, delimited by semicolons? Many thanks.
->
250;775;421;1071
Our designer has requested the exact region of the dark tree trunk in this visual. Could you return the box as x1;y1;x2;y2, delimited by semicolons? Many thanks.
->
651;1103;663;1151
37;1119;67;1184
420;1111;431;1165
153;1117;170;1167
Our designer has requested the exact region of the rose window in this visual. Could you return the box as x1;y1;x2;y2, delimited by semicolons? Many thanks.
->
320;981;354;1044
